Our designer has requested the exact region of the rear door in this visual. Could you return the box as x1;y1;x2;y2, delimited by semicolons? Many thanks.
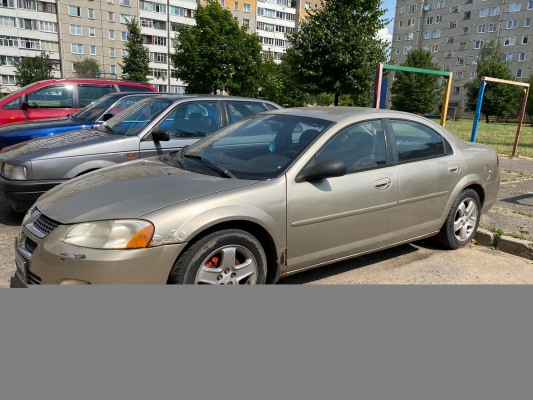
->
386;118;465;242
21;84;76;121
139;101;221;158
78;84;117;108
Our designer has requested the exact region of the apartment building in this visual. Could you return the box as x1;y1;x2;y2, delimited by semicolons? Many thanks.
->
0;0;61;94
390;0;533;112
1;0;312;94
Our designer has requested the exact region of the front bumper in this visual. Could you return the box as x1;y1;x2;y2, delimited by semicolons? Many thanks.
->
0;175;66;205
16;223;187;285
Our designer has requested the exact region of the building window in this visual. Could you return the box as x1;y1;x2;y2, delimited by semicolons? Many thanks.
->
68;5;80;17
509;2;521;12
110;65;116;74
407;18;415;26
516;69;523;78
472;57;478;65
89;27;96;37
525;18;532;27
38;2;57;13
121;32;128;41
490;6;500;16
120;14;131;24
523;35;529;44
424;31;431;39
71;44;83;54
403;46;412;54
461;27;469;35
479;8;488;17
1;75;16;85
40;21;57;33
474;40;483;49
453;72;463;80
451;6;459;13
243;19;250;27
470;71;477;79
109;48;116;57
449;21;456;28
408;4;417;12
90;45;96;55
488;23;497;32
108;12;115;22
120;0;131;6
456;57;464;65
447;36;455;43
504;53;512;62
459;42;466;50
433;30;440;38
398;20;403;28
504;36;516;46
529;0;533;9
405;32;413;40
0;16;16;27
507;19;518;29
426;16;434;25
518;52;526;62
109;30;115;40
477;24;485;33
234;1;238;10
69;24;82;35
463;11;471;19
432;45;438;52
452;87;460;95
396;34;401;41
243;3;250;12
394;47;399;55
88;9;95;19
0;55;19;66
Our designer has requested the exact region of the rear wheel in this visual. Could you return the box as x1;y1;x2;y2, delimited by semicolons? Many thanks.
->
168;229;267;285
435;189;481;249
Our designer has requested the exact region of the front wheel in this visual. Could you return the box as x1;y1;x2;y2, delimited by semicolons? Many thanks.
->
169;229;268;285
435;189;481;249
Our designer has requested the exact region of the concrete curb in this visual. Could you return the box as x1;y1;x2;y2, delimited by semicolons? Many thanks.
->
474;228;533;260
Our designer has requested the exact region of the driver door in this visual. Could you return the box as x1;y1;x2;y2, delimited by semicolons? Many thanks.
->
21;84;76;121
139;101;221;158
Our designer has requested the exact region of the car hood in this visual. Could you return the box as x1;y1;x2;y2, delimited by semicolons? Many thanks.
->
36;158;260;224
0;129;119;161
0;117;81;135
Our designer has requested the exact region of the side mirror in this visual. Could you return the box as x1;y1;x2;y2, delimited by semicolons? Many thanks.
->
102;113;114;121
21;101;29;111
152;130;170;142
296;158;347;183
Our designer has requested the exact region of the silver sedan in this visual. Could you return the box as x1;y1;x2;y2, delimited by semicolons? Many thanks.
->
15;107;500;285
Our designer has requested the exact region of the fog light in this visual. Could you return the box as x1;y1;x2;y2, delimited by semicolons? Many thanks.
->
57;279;91;285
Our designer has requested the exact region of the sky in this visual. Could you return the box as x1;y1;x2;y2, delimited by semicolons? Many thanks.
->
378;0;397;45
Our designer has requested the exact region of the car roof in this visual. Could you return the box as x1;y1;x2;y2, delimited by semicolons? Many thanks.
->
259;106;423;122
34;78;154;86
149;94;280;105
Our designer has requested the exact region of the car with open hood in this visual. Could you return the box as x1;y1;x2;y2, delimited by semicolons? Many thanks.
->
0;95;281;212
13;107;500;285
0;92;160;150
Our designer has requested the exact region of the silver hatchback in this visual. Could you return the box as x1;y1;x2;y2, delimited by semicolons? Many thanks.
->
15;107;499;285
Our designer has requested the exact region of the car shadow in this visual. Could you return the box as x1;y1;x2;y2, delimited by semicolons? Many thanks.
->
0;197;24;227
278;242;422;285
10;273;26;288
500;193;533;207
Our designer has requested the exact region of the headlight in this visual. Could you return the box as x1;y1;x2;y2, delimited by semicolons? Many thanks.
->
2;163;27;180
22;203;38;226
63;220;154;249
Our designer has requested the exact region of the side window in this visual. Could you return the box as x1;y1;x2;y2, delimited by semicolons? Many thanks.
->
102;96;148;121
390;120;450;162
316;120;387;172
118;85;154;92
158;102;220;138
2;97;20;110
78;85;117;108
225;102;269;124
26;85;74;108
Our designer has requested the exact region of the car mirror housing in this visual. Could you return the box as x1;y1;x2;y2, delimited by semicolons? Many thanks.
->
152;130;170;142
21;101;29;111
296;158;347;183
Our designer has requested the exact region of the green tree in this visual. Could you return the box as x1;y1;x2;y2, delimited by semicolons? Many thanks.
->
390;48;442;114
259;59;310;107
284;0;388;106
171;1;263;96
13;51;54;87
73;58;101;78
120;17;151;83
464;40;523;123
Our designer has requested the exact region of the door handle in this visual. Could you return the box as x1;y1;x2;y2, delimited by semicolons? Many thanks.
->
374;178;391;190
448;164;460;174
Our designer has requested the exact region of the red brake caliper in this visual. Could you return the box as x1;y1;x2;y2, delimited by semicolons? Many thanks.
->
205;257;219;269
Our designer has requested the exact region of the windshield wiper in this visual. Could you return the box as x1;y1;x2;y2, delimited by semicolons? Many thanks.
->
183;154;236;179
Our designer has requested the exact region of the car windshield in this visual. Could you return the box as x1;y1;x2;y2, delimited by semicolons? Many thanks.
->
99;97;173;136
179;113;334;180
72;94;122;123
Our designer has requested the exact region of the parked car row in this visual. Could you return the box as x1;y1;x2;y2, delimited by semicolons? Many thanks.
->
2;100;500;285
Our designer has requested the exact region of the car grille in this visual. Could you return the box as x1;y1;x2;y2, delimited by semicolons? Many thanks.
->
28;270;42;285
33;213;60;237
24;237;37;254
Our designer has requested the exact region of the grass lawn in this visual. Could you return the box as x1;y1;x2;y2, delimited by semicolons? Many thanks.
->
443;119;533;158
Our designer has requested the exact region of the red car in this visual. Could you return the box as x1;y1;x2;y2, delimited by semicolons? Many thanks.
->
0;79;156;126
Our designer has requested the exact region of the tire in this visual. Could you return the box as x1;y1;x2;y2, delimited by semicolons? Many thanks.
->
435;189;481;250
169;229;268;285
